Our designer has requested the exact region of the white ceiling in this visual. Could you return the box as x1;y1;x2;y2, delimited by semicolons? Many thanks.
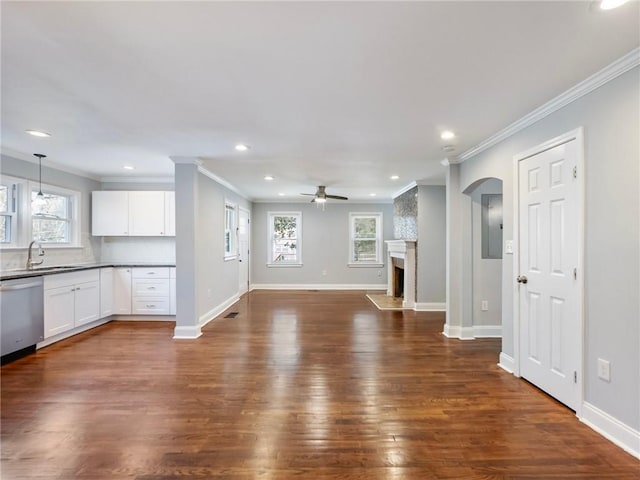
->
2;1;639;201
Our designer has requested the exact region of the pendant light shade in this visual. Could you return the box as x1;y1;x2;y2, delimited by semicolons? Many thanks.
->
33;153;46;197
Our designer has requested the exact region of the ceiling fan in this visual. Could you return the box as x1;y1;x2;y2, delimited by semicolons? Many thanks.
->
301;185;348;203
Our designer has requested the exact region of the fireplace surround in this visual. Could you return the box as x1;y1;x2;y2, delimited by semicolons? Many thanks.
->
385;240;416;309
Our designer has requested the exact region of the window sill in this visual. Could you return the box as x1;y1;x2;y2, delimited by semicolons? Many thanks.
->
348;263;384;268
0;244;83;251
267;263;303;268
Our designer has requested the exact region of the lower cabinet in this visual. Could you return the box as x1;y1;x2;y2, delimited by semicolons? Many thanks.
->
44;270;100;338
113;268;132;315
132;267;170;315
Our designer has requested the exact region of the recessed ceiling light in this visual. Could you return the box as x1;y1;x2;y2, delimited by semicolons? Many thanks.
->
440;130;455;140
26;130;51;137
369;193;377;197
235;144;250;151
390;175;399;180
264;175;274;181
600;0;628;9
123;165;135;170
278;192;285;196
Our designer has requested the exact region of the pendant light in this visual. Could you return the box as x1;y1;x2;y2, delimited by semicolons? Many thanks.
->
33;153;46;197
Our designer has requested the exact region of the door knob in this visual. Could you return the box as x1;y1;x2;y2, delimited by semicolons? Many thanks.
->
517;275;528;284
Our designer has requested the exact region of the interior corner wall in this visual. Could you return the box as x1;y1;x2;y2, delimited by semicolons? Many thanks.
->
250;202;393;287
416;185;446;303
458;66;639;431
196;173;251;322
469;179;503;327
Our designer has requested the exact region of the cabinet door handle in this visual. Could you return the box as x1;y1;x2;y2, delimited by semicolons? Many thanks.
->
146;304;156;308
147;286;156;290
147;272;155;275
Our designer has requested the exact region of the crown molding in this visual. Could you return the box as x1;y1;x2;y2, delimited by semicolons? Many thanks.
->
1;147;103;181
196;165;249;201
459;47;640;163
392;181;417;199
100;176;174;184
170;156;203;166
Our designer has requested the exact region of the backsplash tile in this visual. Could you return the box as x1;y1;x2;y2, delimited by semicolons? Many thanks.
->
393;186;418;240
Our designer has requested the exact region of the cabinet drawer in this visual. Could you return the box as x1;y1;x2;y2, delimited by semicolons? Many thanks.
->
132;278;170;297
44;269;100;290
132;267;170;279
132;299;170;315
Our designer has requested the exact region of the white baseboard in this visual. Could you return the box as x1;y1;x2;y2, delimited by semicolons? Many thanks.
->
173;325;202;339
414;302;446;311
199;294;241;327
111;315;175;322
581;402;640;459
498;352;516;374
442;324;475;340
443;324;501;340
37;318;112;349
250;283;387;291
473;325;502;338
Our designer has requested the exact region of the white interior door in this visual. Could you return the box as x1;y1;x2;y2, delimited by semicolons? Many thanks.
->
238;208;250;294
517;137;580;410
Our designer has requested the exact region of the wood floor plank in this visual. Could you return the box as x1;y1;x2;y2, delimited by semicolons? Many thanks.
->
1;290;638;479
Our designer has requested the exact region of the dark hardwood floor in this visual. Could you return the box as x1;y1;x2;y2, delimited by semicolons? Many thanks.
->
2;291;638;479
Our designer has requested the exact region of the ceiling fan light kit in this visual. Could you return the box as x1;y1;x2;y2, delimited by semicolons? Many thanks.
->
301;185;348;209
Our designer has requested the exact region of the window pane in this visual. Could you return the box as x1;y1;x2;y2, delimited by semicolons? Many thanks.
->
273;216;297;239
32;192;68;218
272;237;297;263
0;186;8;212
354;217;376;238
0;215;9;243
353;239;377;262
33;218;69;243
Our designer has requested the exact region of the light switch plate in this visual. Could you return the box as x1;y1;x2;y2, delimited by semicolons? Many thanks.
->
597;358;611;382
505;240;513;254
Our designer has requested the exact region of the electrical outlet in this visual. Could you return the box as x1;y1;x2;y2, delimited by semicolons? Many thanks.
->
481;300;489;311
377;270;382;277
597;358;611;382
321;270;327;276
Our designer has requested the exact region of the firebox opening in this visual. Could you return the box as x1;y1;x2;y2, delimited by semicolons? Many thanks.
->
392;257;404;298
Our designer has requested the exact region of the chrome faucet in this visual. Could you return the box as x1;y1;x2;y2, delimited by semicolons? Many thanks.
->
26;240;45;270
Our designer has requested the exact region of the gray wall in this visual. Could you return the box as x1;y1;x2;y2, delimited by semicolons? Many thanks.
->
458;67;639;430
251;202;393;287
0;154;102;269
416;185;446;304
469;179;502;327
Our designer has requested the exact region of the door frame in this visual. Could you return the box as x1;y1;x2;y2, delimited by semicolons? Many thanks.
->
238;207;251;294
512;127;585;417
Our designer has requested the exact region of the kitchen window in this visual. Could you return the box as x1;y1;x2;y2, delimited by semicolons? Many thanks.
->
268;212;302;266
31;189;72;244
224;201;237;259
0;180;18;246
349;212;383;266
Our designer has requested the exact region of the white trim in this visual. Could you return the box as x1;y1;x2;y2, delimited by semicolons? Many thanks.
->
414;302;446;311
267;211;302;266
498;352;516;374
513;128;585;417
392;181;417;199
37;317;112;349
473;325;502;337
173;325;202;339
100;176;174;184
347;263;384;268
581;402;640;459
197;165;249;200
442;324;475;340
251;283;387;291
111;315;175;322
459;47;639;162
199;294;241;327
349;211;383;266
170;157;203;166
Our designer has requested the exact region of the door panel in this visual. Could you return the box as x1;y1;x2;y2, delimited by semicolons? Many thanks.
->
518;139;579;410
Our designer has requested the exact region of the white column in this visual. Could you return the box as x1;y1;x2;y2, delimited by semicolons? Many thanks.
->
402;241;416;309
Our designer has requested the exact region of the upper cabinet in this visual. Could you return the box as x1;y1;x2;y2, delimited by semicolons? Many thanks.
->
91;190;175;237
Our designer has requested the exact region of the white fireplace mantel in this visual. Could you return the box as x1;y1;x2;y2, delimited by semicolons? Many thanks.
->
385;240;416;308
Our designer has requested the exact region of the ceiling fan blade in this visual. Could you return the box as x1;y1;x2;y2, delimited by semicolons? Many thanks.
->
326;195;349;200
300;193;316;196
310;197;316;203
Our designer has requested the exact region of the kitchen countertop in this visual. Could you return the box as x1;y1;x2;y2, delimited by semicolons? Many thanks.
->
0;263;176;281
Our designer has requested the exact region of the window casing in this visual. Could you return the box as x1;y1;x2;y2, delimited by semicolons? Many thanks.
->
31;189;72;244
224;201;237;259
268;212;302;266
349;212;383;266
0;180;18;246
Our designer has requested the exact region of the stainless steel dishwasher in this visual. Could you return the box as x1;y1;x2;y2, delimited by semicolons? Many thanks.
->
0;276;44;358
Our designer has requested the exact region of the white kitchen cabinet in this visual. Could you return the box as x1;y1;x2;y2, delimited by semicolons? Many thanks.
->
131;268;170;315
92;191;129;236
165;191;175;237
113;268;132;315
129;191;166;236
44;270;100;338
44;286;75;338
169;267;176;315
99;268;113;318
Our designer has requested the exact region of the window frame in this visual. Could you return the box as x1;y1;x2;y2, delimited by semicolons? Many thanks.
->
0;176;22;248
267;211;302;267
348;212;384;267
224;200;238;260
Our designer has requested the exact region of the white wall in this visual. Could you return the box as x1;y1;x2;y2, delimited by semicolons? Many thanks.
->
458;67;639;432
416;185;446;304
469;179;502;327
0;154;102;270
251;202;393;287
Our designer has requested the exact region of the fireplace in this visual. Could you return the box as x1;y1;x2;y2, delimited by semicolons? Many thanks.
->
385;240;416;309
